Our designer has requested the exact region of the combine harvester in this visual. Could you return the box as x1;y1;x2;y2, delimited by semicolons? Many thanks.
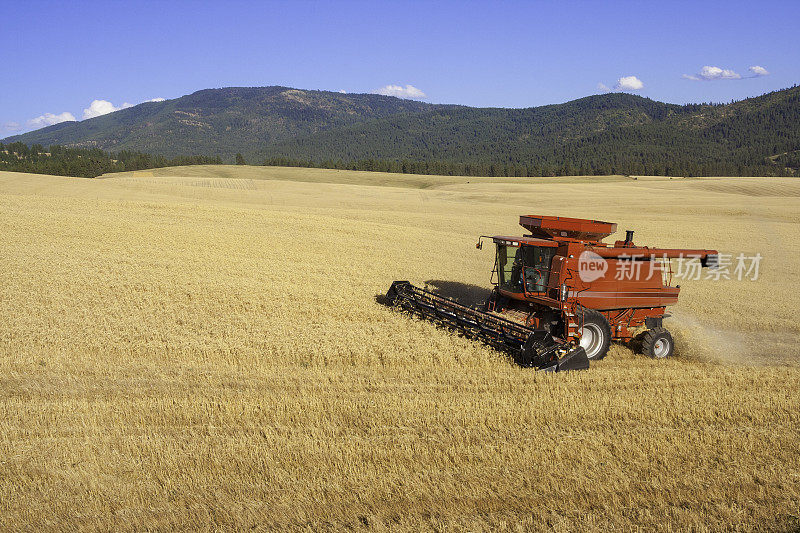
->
387;215;718;371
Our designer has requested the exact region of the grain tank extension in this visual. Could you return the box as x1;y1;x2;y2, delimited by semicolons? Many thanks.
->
386;215;718;371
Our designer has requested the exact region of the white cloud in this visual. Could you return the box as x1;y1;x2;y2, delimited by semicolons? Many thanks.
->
598;76;644;93
749;65;769;77
2;121;22;133
27;112;77;129
374;84;427;99
703;66;741;79
338;89;347;94
82;99;133;119
16;95;166;134
615;75;644;90
683;65;741;81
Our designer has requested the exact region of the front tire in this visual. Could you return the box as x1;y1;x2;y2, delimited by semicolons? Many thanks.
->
641;327;674;359
578;308;612;360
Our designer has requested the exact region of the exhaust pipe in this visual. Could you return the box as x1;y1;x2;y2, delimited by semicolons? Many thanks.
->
624;230;634;246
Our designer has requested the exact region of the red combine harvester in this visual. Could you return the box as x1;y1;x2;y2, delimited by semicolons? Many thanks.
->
387;215;718;371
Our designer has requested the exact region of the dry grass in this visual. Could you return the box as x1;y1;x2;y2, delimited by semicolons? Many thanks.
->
1;166;799;531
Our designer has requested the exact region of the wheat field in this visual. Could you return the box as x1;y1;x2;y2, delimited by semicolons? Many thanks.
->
1;165;798;531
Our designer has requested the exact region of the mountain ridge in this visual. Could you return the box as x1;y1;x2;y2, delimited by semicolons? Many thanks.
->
4;85;799;176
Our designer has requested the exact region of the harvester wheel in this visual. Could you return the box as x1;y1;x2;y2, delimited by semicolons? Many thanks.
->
641;327;674;359
578;308;611;360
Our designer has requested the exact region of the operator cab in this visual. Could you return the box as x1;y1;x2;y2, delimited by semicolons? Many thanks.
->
494;238;558;296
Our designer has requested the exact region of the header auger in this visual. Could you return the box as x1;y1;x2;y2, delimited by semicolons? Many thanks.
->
386;215;718;371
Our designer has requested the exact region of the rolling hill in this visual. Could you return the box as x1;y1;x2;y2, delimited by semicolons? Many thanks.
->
4;85;800;176
3;87;444;162
269;88;800;175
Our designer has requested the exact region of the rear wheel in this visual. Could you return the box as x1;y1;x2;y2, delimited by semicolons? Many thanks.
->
641;327;674;359
578;308;612;360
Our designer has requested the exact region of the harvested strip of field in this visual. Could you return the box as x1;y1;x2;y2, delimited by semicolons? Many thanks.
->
1;167;798;531
688;178;800;197
101;164;631;189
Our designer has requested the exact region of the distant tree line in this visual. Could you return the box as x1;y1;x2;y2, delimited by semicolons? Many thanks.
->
263;155;797;178
0;142;222;178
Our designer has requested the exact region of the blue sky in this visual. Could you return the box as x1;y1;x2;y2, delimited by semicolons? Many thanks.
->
2;0;798;136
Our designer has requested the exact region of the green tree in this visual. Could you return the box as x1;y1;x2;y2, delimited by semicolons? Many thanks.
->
236;153;246;165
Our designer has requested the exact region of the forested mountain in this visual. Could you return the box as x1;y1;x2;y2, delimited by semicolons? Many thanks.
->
4;87;442;162
4;85;800;176
266;87;800;176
